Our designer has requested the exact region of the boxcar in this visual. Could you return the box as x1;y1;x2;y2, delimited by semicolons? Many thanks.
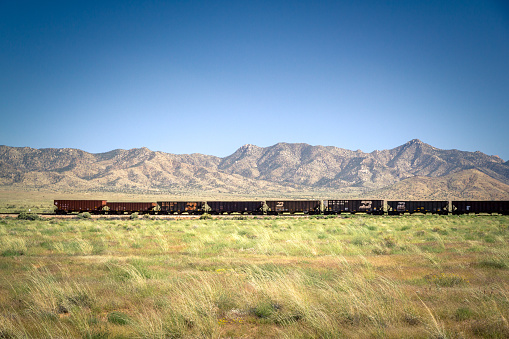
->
106;202;157;214
206;201;264;214
325;200;384;214
54;200;107;214
387;201;448;215
452;201;509;215
157;201;205;214
265;200;321;214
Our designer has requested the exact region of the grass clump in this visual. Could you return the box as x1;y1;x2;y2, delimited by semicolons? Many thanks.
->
455;307;473;321
253;300;277;319
107;311;131;325
424;273;468;287
476;259;507;269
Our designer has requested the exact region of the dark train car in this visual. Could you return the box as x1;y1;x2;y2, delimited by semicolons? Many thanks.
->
452;201;509;215
387;201;448;215
325;200;384;215
157;201;205;214
106;202;157;214
54;200;107;214
206;201;264;214
265;200;321;214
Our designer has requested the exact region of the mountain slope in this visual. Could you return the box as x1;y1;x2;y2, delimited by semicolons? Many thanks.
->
0;146;294;195
1;141;508;199
217;139;509;189
374;169;509;200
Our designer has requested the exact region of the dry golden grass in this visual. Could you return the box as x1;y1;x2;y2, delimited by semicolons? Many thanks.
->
0;214;508;338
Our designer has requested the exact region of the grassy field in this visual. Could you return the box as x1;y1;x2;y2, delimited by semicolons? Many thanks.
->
0;215;508;338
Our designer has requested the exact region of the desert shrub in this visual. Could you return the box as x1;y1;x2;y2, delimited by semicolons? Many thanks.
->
17;211;40;220
130;212;139;220
199;213;212;220
77;212;92;219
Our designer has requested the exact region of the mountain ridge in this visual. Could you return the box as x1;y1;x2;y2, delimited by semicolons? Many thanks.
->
1;141;508;199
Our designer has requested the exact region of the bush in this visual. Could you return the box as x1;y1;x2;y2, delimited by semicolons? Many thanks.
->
17;211;40;221
130;212;139;220
199;213;212;220
77;212;92;219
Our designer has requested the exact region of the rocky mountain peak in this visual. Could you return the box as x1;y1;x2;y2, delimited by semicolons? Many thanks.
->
239;144;260;153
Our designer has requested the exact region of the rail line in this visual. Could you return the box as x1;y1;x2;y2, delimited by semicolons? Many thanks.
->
0;213;320;219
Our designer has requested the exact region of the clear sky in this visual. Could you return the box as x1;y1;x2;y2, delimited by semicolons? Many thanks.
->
1;0;508;160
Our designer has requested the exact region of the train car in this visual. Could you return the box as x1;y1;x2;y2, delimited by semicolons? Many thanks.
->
206;201;264;214
106;202;157;214
157;201;205;214
452;201;509;215
265;200;321;214
54;200;107;214
325;200;384;215
387;200;448;215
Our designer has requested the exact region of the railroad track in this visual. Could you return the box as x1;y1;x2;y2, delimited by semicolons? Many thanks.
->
0;213;313;219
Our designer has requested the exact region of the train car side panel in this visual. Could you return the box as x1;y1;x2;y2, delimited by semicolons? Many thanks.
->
387;201;448;214
452;201;509;214
106;202;156;214
206;201;264;214
325;200;383;214
54;200;107;214
157;201;204;214
266;200;320;214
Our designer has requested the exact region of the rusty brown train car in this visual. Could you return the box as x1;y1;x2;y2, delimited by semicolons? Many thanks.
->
106;202;157;214
54;200;107;214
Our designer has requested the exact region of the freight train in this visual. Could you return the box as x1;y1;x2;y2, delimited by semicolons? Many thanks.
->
53;199;509;215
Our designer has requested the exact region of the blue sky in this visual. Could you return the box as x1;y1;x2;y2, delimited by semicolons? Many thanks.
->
1;0;508;160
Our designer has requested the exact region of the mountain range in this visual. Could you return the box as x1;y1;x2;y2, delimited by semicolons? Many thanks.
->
1;139;508;199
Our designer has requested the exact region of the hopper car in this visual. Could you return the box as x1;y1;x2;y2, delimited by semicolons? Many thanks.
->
207;201;264;214
452;200;509;215
387;201;449;215
106;202;157;214
158;201;204;214
265;200;321;215
325;200;384;215
54;200;107;214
